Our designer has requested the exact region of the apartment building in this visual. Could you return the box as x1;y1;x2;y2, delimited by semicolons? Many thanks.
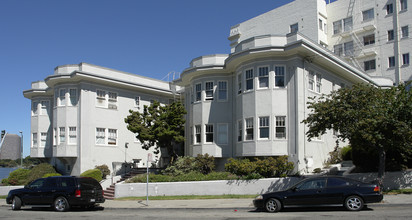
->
23;63;179;175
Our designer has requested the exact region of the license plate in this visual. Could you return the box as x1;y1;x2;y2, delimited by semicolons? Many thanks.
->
90;199;95;202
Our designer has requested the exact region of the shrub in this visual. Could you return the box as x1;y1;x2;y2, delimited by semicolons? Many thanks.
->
95;164;110;179
341;146;352;161
26;163;58;184
194;154;215;175
80;169;103;182
162;156;196;176
42;173;62;178
2;169;30;185
224;158;256;177
225;156;294;178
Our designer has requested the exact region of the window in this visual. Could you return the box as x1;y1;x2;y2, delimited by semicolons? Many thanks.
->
274;66;285;87
403;53;410;65
275;116;286;139
69;127;76;144
327;178;350;187
333;20;342;34
245;69;254;90
205;124;213;143
108;129;117;145
108;92;117;109
402;26;409;38
96;128;105;145
41;101;49;115
364;34;375;46
237;120;242;142
135;96;140;108
59;127;65;143
41;132;47;147
334;44;343;56
217;124;228;144
290;23;298;33
195;125;201;144
364;59;376;71
32;101;38;115
388;30;394;41
259;117;270;139
205;82;214;100
400;0;408;10
308;71;315;91
319;19;323;31
218;81;227;101
316;74;322;93
59;89;66;106
258;67;269;88
96;90;106;107
69;89;77;106
343;17;352;32
32;133;38;147
363;8;374;21
245;118;254;140
387;4;394;14
344;41;354;56
296;179;326;190
195;83;202;101
389;56;396;68
237;74;242;94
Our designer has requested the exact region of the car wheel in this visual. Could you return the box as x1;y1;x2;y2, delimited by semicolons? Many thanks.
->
53;196;70;212
344;195;364;211
265;198;281;213
11;197;22;211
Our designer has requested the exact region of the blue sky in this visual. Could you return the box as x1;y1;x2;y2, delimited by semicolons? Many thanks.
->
0;0;324;157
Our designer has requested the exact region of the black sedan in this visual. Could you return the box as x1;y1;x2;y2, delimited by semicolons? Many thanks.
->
253;176;383;212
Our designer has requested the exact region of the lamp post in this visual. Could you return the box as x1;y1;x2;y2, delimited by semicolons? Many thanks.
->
124;142;129;177
19;131;23;167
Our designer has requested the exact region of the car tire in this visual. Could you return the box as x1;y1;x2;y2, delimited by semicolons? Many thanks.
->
53;196;70;212
265;198;282;213
344;195;364;211
11;197;22;211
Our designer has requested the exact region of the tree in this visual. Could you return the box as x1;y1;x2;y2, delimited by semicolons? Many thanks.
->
125;100;186;165
303;83;412;185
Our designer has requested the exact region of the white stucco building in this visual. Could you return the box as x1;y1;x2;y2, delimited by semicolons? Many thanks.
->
24;0;409;174
23;63;180;175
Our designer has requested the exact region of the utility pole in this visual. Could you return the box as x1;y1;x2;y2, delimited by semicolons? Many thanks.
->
19;131;23;167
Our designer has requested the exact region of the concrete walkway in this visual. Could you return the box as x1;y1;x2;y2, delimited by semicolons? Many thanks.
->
1;194;411;209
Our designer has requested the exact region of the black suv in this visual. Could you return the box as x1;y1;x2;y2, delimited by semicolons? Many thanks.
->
6;176;105;211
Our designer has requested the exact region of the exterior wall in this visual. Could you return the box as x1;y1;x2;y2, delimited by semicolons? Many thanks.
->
24;63;178;176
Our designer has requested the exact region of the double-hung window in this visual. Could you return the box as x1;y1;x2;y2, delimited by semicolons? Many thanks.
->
387;4;394;14
333;20;342;34
388;30;395;41
275;116;286;139
218;81;227;101
217;124;228;144
308;71;315;91
108;92;117;109
400;0;408;11
195;125;201;144
135;96;141;108
59;127;66;143
259;117;270;139
334;44;343;56
108;129;117;145
205;124;213;143
403;53;410;65
32;133;38;147
195;83;202;101
290;23;298;33
96;90;106;107
69;127;77;144
401;26;409;38
274;66;285;87
245;69;254;91
245;118;254;140
59;89;66;106
41;132;47;147
364;34;375;46
205;82;214;100
41;101;49;115
316;74;322;93
364;59;376;71
69;89;77;106
32;102;39;116
96;128;105;145
258;67;269;88
237;120;242;142
389;56;396;68
344;41;354;56
343;17;352;32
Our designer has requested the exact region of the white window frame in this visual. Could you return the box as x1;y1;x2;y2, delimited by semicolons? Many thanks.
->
96;89;106;107
362;8;374;21
343;17;353;32
135;96;141;108
59;89;66;106
245;69;254;91
316;74;322;93
195;83;202;102
195;125;201;144
290;23;298;33
388;30;395;41
403;53;410;65
388;56;396;68
308;71;315;91
59;127;66;143
258;66;269;88
40;132;47;147
237;120;242;142
275;116;286;139
205;82;214;101
259;116;270;139
334;44;343;56
41;101;49;115
344;41;354;56
217;81;227;101
274;66;285;88
108;129;117;145
363;34;375;46
245;118;254;141
69;88;77;106
32;101;39;116
364;59;376;71
96;128;106;145
400;0;408;11
333;20;342;35
217;124;228;145
401;26;409;38
69;127;77;144
205;124;214;143
32;132;38;148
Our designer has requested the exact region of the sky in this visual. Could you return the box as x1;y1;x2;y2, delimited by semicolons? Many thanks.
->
0;0;333;157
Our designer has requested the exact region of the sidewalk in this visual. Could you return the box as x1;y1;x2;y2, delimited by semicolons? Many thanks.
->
1;194;411;209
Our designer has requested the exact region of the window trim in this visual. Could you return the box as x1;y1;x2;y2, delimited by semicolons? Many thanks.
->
274;66;286;88
364;59;376;71
388;56;396;68
217;123;228;145
205;124;214;143
245;118;254;141
245;69;254;91
275;116;287;139
217;81;228;101
259;116;270;139
195;83;202;102
205;81;214;101
258;66;269;89
195;125;201;144
362;8;374;21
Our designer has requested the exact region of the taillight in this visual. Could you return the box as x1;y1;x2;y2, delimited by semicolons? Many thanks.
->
75;189;81;197
374;186;380;192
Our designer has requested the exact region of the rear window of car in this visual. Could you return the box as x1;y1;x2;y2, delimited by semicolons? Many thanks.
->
59;177;75;188
327;178;351;187
78;178;101;190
